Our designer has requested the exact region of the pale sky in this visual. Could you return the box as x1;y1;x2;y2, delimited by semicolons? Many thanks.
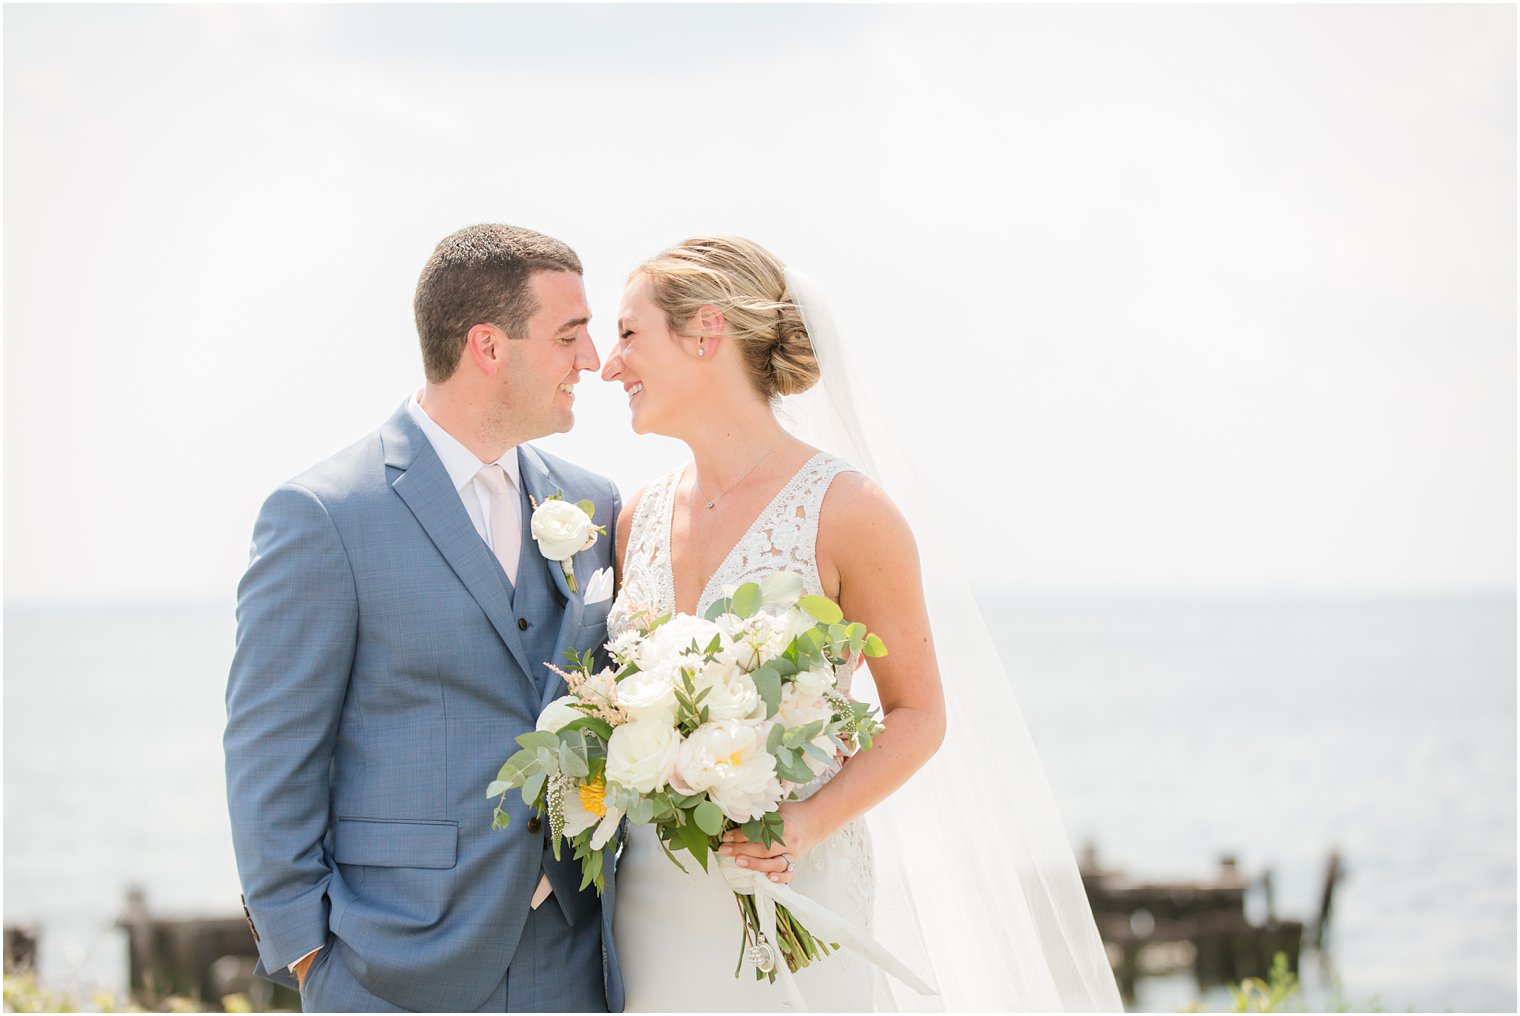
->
4;4;1514;603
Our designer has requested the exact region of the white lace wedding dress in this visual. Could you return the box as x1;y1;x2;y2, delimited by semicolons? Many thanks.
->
609;452;878;1012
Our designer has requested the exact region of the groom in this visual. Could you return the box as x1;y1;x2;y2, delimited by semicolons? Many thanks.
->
225;225;623;1012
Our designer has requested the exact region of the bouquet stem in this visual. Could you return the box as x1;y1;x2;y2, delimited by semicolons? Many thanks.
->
732;891;825;979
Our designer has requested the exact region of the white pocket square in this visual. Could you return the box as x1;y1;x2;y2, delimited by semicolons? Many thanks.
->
582;566;614;605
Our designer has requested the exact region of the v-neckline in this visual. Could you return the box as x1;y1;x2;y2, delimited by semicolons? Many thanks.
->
664;451;825;617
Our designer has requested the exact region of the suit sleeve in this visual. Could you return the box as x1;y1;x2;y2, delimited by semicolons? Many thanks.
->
224;481;358;974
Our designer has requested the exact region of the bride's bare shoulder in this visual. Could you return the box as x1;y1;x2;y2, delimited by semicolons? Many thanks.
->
816;470;920;589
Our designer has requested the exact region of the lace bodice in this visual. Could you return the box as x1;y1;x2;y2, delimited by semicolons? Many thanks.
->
609;451;877;982
609;451;856;653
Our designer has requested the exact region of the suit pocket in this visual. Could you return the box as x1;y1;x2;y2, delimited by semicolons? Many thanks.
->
333;818;458;869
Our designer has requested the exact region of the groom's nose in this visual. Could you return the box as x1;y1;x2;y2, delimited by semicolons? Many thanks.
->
576;331;601;373
600;346;622;382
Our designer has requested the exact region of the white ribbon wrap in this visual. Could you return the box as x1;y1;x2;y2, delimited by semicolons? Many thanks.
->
718;854;938;1010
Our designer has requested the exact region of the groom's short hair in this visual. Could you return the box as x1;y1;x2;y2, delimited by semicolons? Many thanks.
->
415;224;583;383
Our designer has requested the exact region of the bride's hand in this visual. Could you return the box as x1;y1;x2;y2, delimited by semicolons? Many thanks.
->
716;803;816;885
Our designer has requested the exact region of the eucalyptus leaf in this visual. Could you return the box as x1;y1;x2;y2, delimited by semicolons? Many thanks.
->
753;668;782;718
486;780;510;798
776;751;814;784
576;499;596;518
731;582;762;619
516;730;561;753
629;796;655;825
864;633;888;657
766;723;786;755
559;741;590;778
802;740;835;764
704;598;731;622
521;771;546;805
693;800;724;836
798;594;844;625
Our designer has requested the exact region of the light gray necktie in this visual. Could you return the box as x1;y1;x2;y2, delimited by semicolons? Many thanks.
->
476;462;550;908
474;463;521;587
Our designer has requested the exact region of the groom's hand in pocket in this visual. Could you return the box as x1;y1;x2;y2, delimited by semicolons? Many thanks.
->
292;947;319;989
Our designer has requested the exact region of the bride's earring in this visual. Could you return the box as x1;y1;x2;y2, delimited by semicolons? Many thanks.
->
697;343;705;357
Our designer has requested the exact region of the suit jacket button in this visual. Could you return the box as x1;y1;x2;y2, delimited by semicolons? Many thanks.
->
518;618;530;631
526;815;542;833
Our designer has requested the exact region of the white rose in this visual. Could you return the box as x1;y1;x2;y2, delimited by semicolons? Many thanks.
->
605;720;681;794
536;695;584;733
531;499;596;561
671;720;784;823
618;665;679;726
775;682;834;731
793;666;835;701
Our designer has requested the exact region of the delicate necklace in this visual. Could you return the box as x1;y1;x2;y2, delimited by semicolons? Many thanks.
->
691;434;785;510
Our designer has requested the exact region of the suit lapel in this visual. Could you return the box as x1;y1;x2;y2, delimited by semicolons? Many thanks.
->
381;405;537;689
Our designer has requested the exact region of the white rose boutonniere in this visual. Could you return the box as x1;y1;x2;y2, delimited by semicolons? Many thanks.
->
529;492;607;593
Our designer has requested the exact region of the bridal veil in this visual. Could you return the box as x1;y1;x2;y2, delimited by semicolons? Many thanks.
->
777;267;1124;1012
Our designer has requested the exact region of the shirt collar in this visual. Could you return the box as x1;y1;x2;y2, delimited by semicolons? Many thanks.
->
407;390;521;493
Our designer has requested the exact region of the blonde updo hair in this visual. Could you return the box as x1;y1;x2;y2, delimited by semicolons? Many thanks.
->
633;236;820;399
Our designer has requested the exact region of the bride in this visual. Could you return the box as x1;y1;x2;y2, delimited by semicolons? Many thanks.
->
601;237;1122;1012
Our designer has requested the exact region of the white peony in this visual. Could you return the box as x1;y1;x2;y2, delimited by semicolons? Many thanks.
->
537;695;585;733
693;659;764;722
531;499;597;561
617;664;679;726
605;720;681;794
671;720;784;823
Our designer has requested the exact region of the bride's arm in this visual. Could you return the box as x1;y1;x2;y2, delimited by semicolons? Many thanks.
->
719;473;947;876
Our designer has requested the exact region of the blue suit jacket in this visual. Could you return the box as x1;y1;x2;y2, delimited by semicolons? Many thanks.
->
224;402;624;1011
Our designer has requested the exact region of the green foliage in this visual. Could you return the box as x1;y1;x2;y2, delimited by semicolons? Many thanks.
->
1228;955;1301;1009
693;800;724;836
731;582;763;619
753;667;782;718
2;972;212;1013
739;810;787;849
797;594;843;624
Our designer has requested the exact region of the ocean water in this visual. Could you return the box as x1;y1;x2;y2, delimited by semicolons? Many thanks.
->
3;594;1514;1012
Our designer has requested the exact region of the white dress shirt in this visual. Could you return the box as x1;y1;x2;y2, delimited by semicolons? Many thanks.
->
405;391;521;555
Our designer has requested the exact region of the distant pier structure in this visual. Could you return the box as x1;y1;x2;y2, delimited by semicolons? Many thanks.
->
117;887;300;1012
1079;843;1344;1003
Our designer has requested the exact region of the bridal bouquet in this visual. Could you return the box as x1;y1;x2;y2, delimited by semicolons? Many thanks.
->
488;571;886;980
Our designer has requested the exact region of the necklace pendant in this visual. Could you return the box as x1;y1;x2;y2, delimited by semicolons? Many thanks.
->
705;501;716;510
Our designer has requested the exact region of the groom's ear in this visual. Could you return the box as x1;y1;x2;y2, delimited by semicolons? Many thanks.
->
465;323;507;377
